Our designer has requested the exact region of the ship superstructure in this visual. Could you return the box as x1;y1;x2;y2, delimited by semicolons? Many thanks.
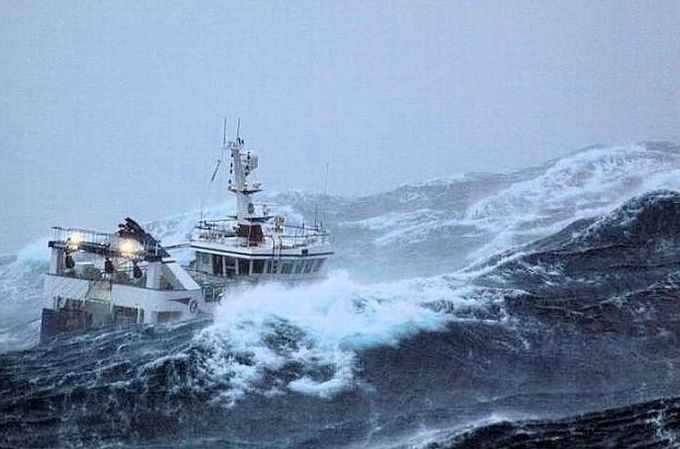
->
189;134;333;297
40;125;333;341
41;219;204;341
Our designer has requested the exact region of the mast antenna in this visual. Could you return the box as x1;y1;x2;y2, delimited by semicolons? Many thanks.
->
236;118;241;140
222;117;227;147
324;162;330;197
210;159;222;182
319;162;330;229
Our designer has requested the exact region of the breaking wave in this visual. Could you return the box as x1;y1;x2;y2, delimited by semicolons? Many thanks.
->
187;271;493;404
2;142;680;448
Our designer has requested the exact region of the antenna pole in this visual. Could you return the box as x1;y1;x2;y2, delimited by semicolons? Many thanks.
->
324;162;330;197
320;162;330;230
223;117;227;147
236;118;241;139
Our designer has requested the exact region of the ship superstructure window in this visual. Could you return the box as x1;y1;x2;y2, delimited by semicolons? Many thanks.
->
294;261;304;274
224;256;236;277
313;259;324;272
238;258;250;276
281;261;293;274
212;254;223;276
196;252;211;272
113;305;139;324
156;311;181;323
195;252;210;273
304;260;314;273
253;260;265;274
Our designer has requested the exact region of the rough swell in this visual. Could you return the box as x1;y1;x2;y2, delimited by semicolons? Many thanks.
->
2;143;680;448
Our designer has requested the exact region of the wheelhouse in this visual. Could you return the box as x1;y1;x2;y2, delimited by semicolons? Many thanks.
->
187;129;333;291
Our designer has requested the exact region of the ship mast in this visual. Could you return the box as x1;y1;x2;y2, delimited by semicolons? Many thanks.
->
226;122;262;225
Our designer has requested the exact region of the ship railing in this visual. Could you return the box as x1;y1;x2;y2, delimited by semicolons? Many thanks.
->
184;267;240;283
49;260;150;288
192;233;328;248
192;220;330;248
51;226;164;258
268;234;328;249
280;223;330;237
184;268;243;301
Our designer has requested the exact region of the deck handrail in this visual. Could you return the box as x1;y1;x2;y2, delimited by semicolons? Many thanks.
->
50;226;164;258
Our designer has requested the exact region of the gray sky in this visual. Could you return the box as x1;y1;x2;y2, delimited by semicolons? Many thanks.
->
1;0;679;254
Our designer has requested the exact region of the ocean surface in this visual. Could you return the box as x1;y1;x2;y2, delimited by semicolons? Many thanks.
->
2;142;680;448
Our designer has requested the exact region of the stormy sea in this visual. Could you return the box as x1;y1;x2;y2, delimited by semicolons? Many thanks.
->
2;142;680;448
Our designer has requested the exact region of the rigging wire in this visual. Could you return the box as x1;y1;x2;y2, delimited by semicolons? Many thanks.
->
322;162;330;229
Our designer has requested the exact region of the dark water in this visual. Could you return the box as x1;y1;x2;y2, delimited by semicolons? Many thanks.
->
3;145;680;448
437;396;680;449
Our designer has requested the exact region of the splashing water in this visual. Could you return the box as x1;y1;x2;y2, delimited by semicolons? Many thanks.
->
192;271;479;403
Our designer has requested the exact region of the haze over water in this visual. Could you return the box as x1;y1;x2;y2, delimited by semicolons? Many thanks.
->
1;0;679;254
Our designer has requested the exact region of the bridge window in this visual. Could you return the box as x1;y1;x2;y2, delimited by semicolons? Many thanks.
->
212;254;223;276
281;261;293;274
294;261;304;274
197;252;210;271
253;260;265;274
224;257;236;277
238;258;250;276
303;260;314;273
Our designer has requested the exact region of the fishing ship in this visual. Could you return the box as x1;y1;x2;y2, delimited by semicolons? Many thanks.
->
40;127;333;341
